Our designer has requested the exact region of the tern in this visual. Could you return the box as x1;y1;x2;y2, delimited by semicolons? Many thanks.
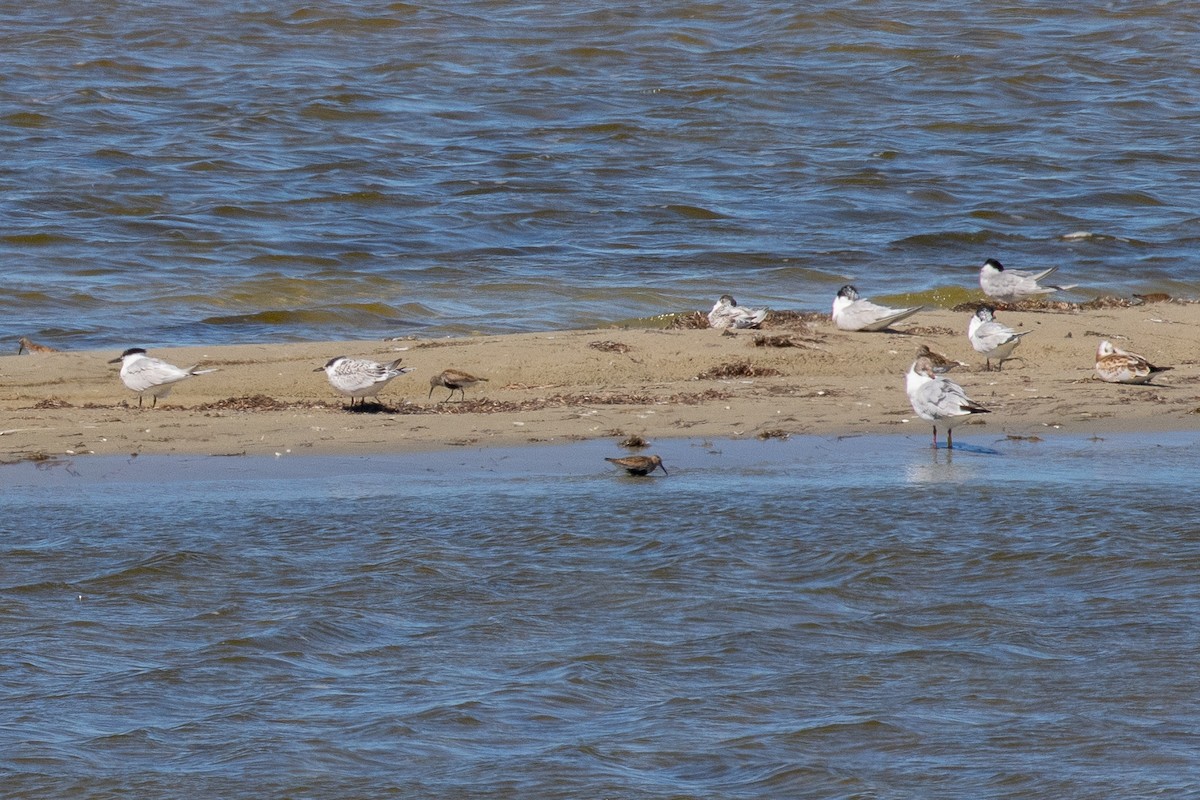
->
968;306;1030;371
109;348;217;408
316;356;412;407
707;295;769;330
832;285;923;332
978;258;1075;303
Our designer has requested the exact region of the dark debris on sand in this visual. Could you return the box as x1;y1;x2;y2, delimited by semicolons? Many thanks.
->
752;333;827;350
764;385;839;398
61;390;739;418
589;340;634;354
951;296;1196;315
669;309;824;331
31;397;75;409
369;390;735;416
696;360;784;380
0;451;71;471
903;325;958;337
668;311;710;329
195;395;306;412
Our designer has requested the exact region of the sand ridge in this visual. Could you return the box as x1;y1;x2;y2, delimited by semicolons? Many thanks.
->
1;302;1197;459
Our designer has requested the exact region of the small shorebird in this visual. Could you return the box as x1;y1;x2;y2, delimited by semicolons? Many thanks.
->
906;356;991;449
17;336;58;354
315;356;412;407
978;258;1075;303
831;285;923;332
428;368;488;402
605;454;668;476
109;347;218;408
916;344;968;374
968;305;1030;371
707;294;768;330
1095;340;1172;385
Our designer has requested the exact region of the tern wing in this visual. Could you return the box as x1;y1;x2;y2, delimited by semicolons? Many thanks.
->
708;310;734;329
123;357;193;391
839;300;923;332
973;322;1025;351
917;377;989;419
1016;265;1058;283
331;359;391;392
730;307;768;329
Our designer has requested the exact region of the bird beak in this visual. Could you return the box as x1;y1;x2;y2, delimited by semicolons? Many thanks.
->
107;356;123;364
660;466;668;476
17;344;24;355
312;366;324;372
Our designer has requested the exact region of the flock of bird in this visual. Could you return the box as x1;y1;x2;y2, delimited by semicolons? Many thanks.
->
97;349;656;476
710;257;1173;451
11;257;1174;473
100;346;489;410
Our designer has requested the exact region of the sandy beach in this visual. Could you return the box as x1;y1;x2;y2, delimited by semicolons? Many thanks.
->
2;300;1196;459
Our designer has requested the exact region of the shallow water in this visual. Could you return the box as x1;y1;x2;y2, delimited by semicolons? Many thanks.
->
3;2;1200;347
4;433;1200;797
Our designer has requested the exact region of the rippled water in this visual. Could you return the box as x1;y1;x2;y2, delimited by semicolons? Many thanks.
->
4;433;1200;797
3;2;1200;347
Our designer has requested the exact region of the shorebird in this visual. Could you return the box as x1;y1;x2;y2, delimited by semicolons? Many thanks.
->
707;294;769;330
916;344;968;374
17;336;58;354
108;348;218;408
831;285;924;332
1095;340;1172;385
605;454;668;476
905;356;991;449
428;368;488;402
968;306;1030;371
978;258;1075;303
315;356;412;407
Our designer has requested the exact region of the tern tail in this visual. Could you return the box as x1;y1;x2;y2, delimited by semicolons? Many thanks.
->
865;305;925;332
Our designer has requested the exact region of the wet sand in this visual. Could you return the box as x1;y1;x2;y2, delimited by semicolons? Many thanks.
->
2;301;1196;459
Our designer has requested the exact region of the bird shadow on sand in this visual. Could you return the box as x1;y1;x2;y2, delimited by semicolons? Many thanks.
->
343;401;397;414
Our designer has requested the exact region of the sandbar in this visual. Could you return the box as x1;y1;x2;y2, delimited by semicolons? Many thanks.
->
2;301;1196;459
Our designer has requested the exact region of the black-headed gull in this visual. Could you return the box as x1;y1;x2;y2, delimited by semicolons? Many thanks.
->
906;356;991;449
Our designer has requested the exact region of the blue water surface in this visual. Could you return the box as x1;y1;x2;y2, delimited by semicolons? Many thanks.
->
2;433;1199;798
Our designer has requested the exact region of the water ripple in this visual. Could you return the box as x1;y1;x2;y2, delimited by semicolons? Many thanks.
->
2;2;1200;344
